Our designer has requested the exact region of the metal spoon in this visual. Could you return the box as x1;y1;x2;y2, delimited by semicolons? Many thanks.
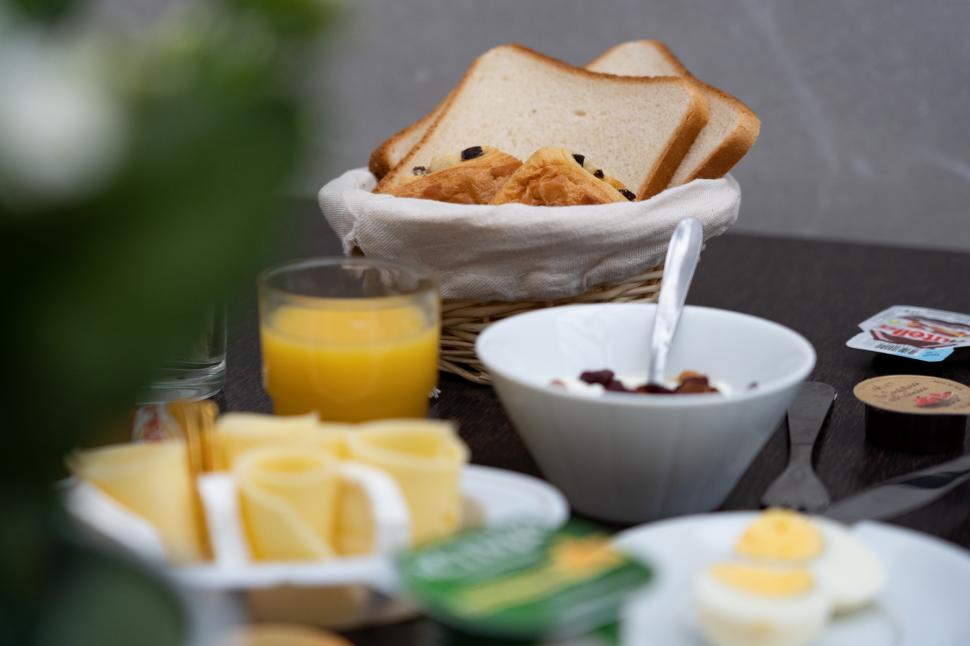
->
646;218;704;387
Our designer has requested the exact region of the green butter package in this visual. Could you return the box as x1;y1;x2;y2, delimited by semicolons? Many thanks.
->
396;521;653;640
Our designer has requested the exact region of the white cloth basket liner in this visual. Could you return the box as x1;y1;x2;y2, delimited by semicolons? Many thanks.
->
318;169;740;301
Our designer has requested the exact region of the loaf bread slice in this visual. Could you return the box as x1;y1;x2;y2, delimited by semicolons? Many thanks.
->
377;45;708;199
587;40;760;185
367;41;683;180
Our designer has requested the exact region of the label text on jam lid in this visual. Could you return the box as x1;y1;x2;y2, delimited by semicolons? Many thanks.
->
853;375;970;415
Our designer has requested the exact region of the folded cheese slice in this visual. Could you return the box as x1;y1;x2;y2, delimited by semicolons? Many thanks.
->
70;441;206;562
234;446;340;561
346;419;468;543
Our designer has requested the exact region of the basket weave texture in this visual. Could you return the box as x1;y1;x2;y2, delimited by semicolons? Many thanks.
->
439;266;664;384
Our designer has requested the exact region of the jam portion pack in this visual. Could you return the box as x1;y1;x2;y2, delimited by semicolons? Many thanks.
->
847;305;970;362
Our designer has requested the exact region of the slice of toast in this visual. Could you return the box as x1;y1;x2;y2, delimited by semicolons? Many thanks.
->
587;40;760;185
491;147;631;206
366;40;686;180
377;45;708;199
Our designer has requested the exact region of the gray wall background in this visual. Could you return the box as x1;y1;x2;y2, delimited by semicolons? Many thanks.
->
99;0;970;251
314;0;970;251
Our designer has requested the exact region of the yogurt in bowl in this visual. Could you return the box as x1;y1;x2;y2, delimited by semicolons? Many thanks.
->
476;304;815;523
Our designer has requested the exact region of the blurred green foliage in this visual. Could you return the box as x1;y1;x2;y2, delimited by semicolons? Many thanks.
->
0;0;340;643
6;0;75;22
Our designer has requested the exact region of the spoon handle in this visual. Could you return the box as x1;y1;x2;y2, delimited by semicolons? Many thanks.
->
647;218;704;385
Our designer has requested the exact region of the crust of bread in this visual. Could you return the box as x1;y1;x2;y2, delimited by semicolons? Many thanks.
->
586;39;691;76
368;92;451;179
637;77;708;197
378;44;708;199
491;147;627;206
674;81;761;183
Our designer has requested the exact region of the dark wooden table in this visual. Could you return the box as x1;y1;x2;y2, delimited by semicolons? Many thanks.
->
223;202;970;643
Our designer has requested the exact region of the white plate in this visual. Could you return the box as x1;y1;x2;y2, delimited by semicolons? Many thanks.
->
614;512;970;646
173;464;568;591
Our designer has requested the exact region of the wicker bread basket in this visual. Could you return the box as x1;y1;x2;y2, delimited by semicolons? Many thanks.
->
439;267;664;384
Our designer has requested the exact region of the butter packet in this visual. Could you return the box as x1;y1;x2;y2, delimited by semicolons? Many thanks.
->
847;305;970;362
396;521;653;641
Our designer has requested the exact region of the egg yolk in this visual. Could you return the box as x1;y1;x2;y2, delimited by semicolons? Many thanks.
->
711;563;814;597
735;509;824;561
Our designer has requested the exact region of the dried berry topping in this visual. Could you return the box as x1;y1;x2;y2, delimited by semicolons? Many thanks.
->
412;165;428;175
635;383;674;394
619;188;636;201
676;376;717;394
461;146;484;161
577;369;719;395
579;370;615;387
593;169;604;179
605;380;630;393
572;153;586;166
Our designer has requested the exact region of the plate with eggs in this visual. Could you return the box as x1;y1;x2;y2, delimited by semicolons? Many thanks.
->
615;509;970;646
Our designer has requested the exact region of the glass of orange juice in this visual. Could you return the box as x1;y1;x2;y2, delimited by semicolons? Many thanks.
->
258;257;439;422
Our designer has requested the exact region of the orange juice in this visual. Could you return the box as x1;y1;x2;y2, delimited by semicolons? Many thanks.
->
260;304;438;421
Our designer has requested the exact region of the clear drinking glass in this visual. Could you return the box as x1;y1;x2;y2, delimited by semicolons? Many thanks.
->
137;304;227;403
258;257;440;422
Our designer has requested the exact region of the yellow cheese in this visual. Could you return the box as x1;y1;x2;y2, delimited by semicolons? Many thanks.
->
333;478;375;556
346;419;468;544
235;447;339;560
215;412;349;469
70;441;206;562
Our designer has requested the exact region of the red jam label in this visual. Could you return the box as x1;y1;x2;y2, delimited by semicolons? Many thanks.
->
847;306;970;362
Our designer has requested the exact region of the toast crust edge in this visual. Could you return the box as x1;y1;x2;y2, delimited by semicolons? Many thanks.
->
368;92;450;179
636;78;709;198
676;82;761;183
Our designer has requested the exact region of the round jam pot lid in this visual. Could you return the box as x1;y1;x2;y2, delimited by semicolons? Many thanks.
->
854;375;970;416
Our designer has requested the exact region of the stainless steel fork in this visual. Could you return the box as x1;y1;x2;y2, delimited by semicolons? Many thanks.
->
760;382;836;513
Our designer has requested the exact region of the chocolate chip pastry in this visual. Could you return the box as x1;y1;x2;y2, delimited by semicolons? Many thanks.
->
375;145;522;205
490;147;636;206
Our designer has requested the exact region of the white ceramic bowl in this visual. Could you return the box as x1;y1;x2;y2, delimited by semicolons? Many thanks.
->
476;304;816;523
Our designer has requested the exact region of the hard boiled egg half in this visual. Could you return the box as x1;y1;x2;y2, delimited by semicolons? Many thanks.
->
735;509;886;613
695;561;829;646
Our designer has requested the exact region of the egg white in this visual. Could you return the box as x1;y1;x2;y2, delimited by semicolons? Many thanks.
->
809;519;887;614
694;567;830;646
